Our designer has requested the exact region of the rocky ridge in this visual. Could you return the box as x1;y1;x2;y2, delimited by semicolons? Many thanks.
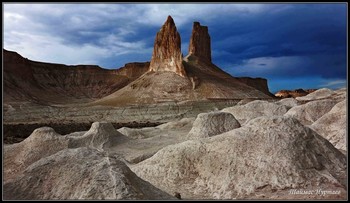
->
3;49;148;104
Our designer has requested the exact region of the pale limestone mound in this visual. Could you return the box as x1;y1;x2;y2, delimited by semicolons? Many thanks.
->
311;100;346;152
275;97;299;109
221;100;288;125
296;88;335;102
4;147;174;200
117;126;159;139
116;118;195;164
118;127;147;139
157;117;196;130
236;98;258;106
284;99;337;126
4;122;126;183
67;121;127;150
4;127;69;183
132;116;346;199
117;118;195;140
187;112;240;139
334;87;346;93
333;88;347;102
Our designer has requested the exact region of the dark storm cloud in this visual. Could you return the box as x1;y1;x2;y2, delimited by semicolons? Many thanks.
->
210;3;346;80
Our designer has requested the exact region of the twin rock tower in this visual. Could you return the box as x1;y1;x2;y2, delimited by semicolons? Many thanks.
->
94;15;272;105
149;15;211;77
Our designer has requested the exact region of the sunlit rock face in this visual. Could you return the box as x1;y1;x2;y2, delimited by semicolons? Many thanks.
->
149;16;186;77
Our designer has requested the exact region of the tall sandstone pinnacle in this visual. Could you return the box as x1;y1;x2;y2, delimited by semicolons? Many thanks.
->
188;22;212;62
148;16;187;77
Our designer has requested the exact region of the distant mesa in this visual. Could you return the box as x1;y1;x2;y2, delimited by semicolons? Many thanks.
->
3;49;149;104
116;62;149;79
275;88;317;98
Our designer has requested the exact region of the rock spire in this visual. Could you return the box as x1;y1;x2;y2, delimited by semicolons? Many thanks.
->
148;16;186;77
188;22;211;62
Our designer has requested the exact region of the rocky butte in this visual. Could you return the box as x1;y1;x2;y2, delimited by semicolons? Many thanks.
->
93;16;273;106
